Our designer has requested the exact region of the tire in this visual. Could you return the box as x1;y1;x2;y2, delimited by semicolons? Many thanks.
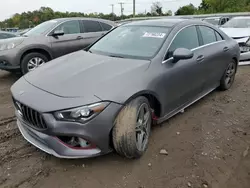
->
112;96;152;159
219;60;237;91
21;52;49;74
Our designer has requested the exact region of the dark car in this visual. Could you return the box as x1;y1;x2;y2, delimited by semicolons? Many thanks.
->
11;18;239;159
0;17;116;74
0;31;17;39
202;16;230;26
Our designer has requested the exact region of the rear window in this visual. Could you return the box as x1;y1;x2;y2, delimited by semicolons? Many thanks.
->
100;22;113;31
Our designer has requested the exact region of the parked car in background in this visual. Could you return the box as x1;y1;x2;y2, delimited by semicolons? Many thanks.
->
0;17;116;74
220;16;250;61
0;31;17;39
17;28;31;36
203;16;230;26
11;18;239;159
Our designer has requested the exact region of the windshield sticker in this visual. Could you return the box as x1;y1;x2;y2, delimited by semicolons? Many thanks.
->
142;32;166;38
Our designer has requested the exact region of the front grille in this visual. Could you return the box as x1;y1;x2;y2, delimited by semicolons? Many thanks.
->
13;99;47;130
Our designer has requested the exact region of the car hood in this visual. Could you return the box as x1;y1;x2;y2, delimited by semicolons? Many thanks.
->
0;36;25;44
24;50;150;99
220;27;250;40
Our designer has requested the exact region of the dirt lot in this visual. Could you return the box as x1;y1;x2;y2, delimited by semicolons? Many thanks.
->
0;67;250;188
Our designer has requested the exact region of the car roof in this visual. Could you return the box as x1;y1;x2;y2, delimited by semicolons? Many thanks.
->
124;18;188;27
204;17;221;19
51;17;116;25
231;16;250;19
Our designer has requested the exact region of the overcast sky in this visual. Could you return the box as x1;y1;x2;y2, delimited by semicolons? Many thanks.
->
0;0;201;21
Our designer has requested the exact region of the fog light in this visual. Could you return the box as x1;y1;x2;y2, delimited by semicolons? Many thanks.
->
78;138;90;147
57;136;93;149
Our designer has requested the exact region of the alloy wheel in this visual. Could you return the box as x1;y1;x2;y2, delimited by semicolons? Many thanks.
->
135;103;151;152
225;62;236;87
27;57;46;71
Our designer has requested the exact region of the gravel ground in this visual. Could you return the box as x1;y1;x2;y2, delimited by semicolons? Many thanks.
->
0;67;249;188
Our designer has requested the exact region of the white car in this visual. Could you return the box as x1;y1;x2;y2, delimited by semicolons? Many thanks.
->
220;16;250;61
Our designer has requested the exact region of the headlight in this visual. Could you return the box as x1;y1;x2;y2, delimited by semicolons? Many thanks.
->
0;40;23;51
247;37;250;46
54;102;110;123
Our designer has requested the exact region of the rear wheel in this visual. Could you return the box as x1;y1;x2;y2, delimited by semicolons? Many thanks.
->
21;52;49;74
219;60;237;91
112;96;152;159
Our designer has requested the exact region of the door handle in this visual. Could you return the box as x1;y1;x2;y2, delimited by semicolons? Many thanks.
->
196;55;204;62
223;47;229;52
76;36;83;40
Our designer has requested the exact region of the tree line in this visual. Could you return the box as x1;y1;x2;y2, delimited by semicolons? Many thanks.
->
1;0;250;29
175;0;250;15
0;3;172;29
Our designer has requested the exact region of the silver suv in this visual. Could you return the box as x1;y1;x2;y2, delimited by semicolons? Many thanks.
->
0;17;116;74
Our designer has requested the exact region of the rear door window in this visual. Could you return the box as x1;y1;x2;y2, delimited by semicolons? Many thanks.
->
82;20;102;33
199;26;217;45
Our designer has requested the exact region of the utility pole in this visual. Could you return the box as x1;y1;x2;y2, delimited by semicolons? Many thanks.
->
110;4;114;14
118;2;124;17
133;0;135;17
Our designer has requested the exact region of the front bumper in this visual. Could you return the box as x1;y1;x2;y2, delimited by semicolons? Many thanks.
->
15;102;122;158
239;51;250;61
0;48;21;71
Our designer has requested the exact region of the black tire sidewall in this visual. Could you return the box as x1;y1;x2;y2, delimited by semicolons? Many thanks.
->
21;52;48;74
113;96;152;159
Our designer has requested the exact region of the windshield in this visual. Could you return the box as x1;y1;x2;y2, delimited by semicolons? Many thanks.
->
221;17;250;28
203;18;220;25
89;25;170;59
24;20;58;36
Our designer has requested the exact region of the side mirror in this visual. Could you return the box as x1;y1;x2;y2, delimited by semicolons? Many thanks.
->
52;30;64;37
173;48;194;62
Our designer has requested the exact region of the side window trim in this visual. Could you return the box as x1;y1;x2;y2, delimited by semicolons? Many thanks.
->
162;40;225;64
162;24;225;64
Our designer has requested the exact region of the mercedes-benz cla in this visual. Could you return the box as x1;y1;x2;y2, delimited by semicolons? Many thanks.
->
11;18;240;159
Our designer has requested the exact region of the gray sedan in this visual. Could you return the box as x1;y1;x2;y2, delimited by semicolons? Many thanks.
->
11;18;240;159
0;17;116;74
